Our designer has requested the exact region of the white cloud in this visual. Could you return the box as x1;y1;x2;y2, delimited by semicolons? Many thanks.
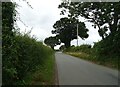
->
15;0;62;40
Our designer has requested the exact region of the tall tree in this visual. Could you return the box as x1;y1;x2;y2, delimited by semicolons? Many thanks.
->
44;36;60;50
52;17;89;48
58;2;120;39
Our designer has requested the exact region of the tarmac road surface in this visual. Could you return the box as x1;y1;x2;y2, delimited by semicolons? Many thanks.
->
55;52;119;85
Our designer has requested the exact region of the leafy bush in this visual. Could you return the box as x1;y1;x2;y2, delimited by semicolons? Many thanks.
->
3;32;54;85
93;30;120;57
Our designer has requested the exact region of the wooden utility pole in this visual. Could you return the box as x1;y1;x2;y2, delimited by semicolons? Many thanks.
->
77;24;78;46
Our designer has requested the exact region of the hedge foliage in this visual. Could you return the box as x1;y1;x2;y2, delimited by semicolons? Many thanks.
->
2;2;54;85
93;30;120;57
64;44;92;54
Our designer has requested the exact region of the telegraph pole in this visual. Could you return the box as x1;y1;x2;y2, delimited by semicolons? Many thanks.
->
77;24;78;46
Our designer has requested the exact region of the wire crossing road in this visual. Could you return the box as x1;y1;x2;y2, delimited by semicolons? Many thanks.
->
55;52;119;85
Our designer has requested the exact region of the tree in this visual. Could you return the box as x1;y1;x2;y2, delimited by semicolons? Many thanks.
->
44;36;60;50
58;2;120;39
52;17;89;48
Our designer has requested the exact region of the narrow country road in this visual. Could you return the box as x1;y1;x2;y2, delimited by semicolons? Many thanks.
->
55;52;119;85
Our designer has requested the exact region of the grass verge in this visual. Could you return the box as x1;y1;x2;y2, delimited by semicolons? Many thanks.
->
23;53;55;85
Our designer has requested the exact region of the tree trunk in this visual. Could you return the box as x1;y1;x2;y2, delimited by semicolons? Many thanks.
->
65;40;71;48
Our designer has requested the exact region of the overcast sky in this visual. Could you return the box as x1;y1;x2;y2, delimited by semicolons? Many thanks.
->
14;0;102;49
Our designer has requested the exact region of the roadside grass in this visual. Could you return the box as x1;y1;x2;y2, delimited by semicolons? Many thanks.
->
66;52;90;60
24;53;55;85
65;52;118;70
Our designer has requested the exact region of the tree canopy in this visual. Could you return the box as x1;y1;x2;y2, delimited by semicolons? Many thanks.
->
44;36;60;50
58;2;120;39
52;17;89;48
